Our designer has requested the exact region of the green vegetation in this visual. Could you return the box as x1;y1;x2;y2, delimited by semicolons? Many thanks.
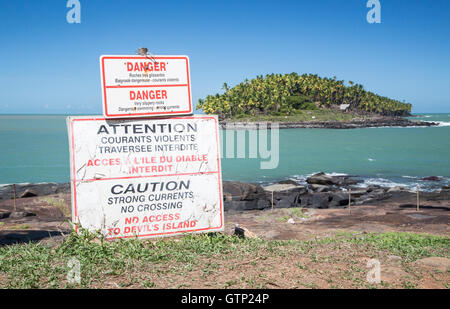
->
0;230;447;288
227;109;364;123
314;231;450;262
279;207;309;222
197;73;412;119
40;197;70;217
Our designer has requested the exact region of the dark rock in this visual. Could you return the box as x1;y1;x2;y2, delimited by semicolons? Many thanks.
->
441;186;450;191
387;186;407;193
223;181;268;202
0;183;70;200
224;199;270;211
421;176;442;182
310;184;332;192
348;188;369;197
233;225;258;238
306;172;338;186
310;193;332;209
9;211;36;219
220;118;438;130
339;177;361;186
295;194;312;207
19;189;38;198
263;184;307;208
306;173;361;188
0;212;11;219
366;185;381;193
277;179;299;185
275;194;298;208
328;193;351;208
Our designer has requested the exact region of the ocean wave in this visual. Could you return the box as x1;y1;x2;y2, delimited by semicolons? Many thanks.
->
423;120;450;127
287;173;449;192
436;121;450;127
355;178;408;188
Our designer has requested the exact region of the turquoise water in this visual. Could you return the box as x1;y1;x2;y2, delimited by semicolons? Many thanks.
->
0;114;449;190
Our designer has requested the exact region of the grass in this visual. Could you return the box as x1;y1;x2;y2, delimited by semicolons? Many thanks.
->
226;109;371;123
0;230;448;288
40;197;71;217
319;232;450;261
278;207;309;222
0;224;30;230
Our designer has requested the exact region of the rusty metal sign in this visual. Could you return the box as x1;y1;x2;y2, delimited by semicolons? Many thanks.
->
67;115;223;239
100;55;192;118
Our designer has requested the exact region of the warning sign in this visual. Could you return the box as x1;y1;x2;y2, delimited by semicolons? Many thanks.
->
100;55;192;118
67;115;223;239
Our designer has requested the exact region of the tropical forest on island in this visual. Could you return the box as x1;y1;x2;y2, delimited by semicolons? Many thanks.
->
197;73;412;121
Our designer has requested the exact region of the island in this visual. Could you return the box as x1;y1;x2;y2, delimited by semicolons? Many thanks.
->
196;73;436;128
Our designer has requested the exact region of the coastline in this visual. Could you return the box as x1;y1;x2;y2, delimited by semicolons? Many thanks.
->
1;174;449;210
220;116;437;129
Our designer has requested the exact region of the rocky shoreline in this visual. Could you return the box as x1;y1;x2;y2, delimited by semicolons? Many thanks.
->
223;173;450;211
220;116;437;129
1;173;449;213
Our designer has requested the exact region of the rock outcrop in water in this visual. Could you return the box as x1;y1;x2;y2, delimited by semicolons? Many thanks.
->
220;117;437;129
1;177;447;212
222;173;415;211
0;183;70;200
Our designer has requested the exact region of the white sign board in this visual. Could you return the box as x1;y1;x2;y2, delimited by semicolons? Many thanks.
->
67;115;223;239
100;55;192;118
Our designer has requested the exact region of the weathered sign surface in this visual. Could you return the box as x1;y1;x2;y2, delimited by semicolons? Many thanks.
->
100;55;192;118
67;115;223;239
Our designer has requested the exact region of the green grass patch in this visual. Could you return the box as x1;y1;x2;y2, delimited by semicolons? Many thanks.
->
278;207;308;222
40;197;70;217
312;232;450;261
0;229;290;288
227;109;366;123
0;230;448;288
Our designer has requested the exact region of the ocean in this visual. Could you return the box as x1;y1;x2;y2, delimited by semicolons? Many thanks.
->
0;114;449;191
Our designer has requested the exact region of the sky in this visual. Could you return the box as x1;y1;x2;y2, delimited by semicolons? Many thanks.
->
0;0;449;114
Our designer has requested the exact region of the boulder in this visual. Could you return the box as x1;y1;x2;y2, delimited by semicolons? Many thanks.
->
263;183;306;194
19;189;38;198
0;212;11;219
223;181;267;202
306;172;338;186
310;184;331;192
295;194;313;207
224;199;270;211
233;225;258;239
366;185;382;193
9;211;36;219
421;176;442;182
223;181;271;211
306;172;361;187
339;177;361;186
275;194;298;208
310;193;332;209
348;188;369;197
263;184;307;209
387;186;407;193
277;179;300;186
328;193;351;208
0;183;70;200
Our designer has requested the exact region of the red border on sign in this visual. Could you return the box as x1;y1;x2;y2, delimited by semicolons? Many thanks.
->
70;116;223;239
101;56;192;118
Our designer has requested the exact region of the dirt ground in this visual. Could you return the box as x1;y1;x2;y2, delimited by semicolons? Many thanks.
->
0;192;448;289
